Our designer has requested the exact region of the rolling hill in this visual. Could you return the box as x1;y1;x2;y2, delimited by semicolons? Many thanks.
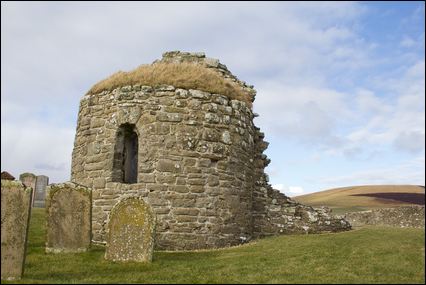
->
293;185;425;214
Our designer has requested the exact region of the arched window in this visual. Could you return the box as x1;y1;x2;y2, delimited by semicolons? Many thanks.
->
112;123;138;183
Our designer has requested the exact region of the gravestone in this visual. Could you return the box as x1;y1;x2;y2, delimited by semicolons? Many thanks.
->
1;180;32;280
105;197;156;262
33;175;49;208
45;182;91;253
19;173;37;206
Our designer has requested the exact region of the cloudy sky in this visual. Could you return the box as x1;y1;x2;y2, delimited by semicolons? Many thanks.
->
2;2;425;196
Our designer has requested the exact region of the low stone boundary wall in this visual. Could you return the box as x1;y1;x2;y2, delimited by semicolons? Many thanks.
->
344;206;425;228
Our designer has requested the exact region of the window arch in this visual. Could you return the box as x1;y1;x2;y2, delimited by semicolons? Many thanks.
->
112;123;138;183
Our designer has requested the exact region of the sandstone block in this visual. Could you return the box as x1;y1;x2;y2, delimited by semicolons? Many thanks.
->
156;159;182;173
157;112;183;122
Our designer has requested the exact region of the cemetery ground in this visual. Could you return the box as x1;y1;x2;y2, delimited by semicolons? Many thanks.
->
2;208;424;284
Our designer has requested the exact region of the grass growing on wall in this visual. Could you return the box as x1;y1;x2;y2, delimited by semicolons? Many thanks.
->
3;208;424;284
87;63;253;106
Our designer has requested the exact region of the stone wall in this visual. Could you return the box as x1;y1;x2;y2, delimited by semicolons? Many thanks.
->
71;83;258;249
71;51;350;250
344;206;425;228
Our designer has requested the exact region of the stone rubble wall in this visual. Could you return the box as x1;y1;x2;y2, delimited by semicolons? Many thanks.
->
251;129;351;236
344;206;425;228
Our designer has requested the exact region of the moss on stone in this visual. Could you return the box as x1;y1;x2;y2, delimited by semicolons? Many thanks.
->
1;180;30;193
47;182;90;201
19;172;36;178
108;197;155;228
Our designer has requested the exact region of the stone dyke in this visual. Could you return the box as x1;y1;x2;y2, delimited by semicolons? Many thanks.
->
344;206;425;228
71;51;350;250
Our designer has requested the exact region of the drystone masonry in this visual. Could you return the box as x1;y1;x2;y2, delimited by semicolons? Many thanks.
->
1;180;32;280
345;206;425;228
45;182;92;253
71;51;350;250
105;197;155;262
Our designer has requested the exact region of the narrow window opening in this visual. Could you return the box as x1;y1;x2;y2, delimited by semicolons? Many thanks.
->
112;123;138;183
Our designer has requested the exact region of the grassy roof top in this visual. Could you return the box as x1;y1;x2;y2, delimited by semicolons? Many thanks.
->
87;62;253;106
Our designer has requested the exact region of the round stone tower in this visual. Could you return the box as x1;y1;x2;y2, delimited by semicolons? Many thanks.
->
71;51;351;250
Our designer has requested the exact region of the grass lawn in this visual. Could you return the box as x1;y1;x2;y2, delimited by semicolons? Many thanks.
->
2;208;424;284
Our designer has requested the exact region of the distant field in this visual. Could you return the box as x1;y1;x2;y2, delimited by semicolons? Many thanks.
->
1;208;424;284
293;185;425;214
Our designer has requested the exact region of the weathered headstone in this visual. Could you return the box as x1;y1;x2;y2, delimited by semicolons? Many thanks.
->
33;175;49;208
45;182;91;253
105;197;156;262
1;180;32;280
19;173;37;206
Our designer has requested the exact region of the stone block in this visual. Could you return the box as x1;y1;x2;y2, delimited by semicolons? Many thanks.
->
157;112;183;122
189;89;211;99
93;178;106;189
46;182;91;253
202;129;221;142
188;178;206;186
1;180;32;280
156;174;176;184
105;197;156;262
156;159;182;173
139;174;155;183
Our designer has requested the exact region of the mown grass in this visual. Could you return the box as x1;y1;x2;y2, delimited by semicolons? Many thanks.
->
2;208;424;284
87;63;253;106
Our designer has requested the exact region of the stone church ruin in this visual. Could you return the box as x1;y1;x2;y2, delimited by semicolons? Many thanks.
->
71;51;351;250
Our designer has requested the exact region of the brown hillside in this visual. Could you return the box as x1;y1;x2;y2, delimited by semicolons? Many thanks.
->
293;185;425;214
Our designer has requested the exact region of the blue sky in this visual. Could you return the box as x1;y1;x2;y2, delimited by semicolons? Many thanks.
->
1;2;424;195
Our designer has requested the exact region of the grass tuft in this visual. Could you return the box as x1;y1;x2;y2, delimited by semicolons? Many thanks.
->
87;63;253;106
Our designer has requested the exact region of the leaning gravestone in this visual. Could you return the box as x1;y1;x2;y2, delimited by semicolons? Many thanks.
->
19;173;37;206
1;180;32;280
105;197;156;262
45;182;91;253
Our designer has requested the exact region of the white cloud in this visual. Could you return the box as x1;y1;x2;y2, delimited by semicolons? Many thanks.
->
273;184;285;192
1;2;424;190
288;186;305;195
401;36;416;48
272;184;305;196
317;155;425;187
1;121;75;183
254;84;350;146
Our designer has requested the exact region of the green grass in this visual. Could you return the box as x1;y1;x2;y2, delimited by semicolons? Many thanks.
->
3;208;424;284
